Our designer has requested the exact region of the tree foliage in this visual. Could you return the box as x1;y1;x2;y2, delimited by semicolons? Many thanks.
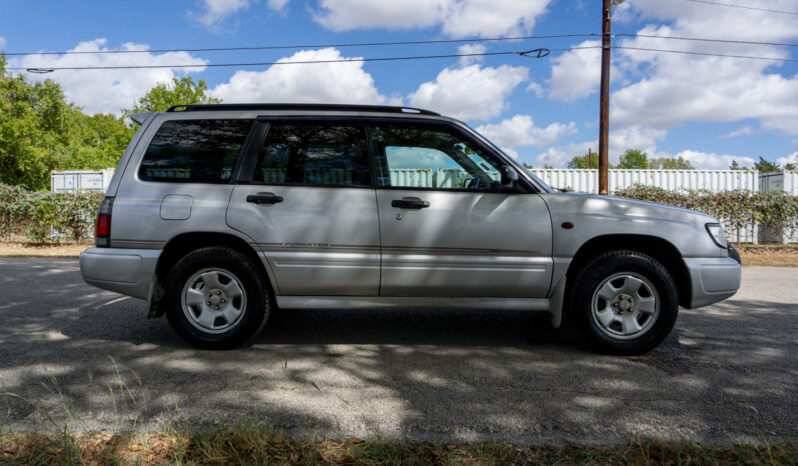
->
648;156;694;170
128;76;220;114
0;55;134;190
616;149;648;169
567;151;600;169
0;56;224;191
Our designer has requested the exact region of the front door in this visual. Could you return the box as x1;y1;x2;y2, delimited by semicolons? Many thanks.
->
226;120;380;296
371;122;552;297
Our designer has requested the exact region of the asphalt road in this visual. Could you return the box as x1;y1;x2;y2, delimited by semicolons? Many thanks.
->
0;258;796;443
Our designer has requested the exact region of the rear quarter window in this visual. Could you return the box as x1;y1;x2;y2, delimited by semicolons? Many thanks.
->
138;119;252;183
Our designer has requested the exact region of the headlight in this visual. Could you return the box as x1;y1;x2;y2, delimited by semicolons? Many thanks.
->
705;223;727;248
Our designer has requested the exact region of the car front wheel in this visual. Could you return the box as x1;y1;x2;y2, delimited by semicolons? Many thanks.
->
569;250;678;355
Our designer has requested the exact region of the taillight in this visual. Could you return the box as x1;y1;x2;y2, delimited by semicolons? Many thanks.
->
95;197;114;247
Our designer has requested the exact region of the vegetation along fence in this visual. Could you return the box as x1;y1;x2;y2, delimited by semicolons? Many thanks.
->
3;169;795;244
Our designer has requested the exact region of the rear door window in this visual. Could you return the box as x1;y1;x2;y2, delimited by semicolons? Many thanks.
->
138;119;253;183
252;122;371;187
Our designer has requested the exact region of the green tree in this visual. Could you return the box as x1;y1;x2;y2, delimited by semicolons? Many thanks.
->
648;156;694;169
617;149;648;169
567;151;600;169
522;163;534;169
754;156;780;173
0;55;133;189
128;76;220;114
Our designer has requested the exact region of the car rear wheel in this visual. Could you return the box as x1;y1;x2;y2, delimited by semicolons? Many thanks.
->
569;250;678;355
165;246;270;349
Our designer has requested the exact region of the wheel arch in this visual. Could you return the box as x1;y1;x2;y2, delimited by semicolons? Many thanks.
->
564;234;691;310
150;232;276;317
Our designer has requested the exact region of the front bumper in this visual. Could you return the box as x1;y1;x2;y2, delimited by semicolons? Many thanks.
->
79;247;161;300
684;256;741;308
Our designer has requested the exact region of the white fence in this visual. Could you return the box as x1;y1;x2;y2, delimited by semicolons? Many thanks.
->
51;169;114;193
52;168;797;243
529;169;759;194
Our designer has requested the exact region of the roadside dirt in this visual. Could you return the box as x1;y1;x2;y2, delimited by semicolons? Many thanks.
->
0;242;88;258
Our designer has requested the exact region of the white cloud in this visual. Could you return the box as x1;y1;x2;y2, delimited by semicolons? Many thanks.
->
194;0;250;27
457;44;486;67
534;125;666;167
720;126;756;139
11;39;208;115
311;0;552;38
476;115;576;152
675;150;757;170
212;48;386;104
0;36;6;49
547;40;617;102
609;1;798;134
407;63;528;121
776;151;798;168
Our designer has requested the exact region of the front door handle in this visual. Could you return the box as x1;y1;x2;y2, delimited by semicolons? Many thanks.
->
246;192;284;205
391;197;430;210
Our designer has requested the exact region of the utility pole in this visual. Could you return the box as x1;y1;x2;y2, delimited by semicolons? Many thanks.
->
588;148;593;170
598;0;612;195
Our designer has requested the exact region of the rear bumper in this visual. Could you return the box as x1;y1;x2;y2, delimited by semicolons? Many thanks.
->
79;247;161;300
684;256;741;308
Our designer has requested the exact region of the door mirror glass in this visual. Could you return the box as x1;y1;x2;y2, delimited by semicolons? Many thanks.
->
500;165;519;188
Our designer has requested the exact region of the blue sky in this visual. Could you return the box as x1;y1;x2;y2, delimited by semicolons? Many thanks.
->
2;0;797;169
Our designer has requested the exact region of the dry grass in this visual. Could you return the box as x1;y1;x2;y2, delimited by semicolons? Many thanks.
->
1;427;797;465
734;243;798;267
0;241;89;258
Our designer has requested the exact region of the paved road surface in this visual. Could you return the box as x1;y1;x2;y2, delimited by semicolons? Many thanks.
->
0;258;796;442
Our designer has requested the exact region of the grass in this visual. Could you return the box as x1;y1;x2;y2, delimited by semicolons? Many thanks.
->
1;426;797;465
734;243;798;267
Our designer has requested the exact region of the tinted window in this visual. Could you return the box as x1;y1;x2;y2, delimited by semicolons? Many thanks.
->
371;124;504;191
139;119;252;183
253;123;370;186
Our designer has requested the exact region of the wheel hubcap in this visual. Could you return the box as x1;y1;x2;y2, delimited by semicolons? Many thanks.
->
181;268;246;334
591;272;659;340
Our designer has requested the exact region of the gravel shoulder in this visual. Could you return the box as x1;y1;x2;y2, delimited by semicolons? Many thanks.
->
0;259;796;444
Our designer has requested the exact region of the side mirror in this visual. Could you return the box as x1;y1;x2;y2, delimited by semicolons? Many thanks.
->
500;165;519;188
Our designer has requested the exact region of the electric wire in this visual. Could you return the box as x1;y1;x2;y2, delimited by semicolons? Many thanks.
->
1;33;596;57
8;47;600;72
685;0;798;15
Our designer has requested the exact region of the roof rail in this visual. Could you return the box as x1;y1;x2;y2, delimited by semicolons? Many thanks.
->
165;103;440;116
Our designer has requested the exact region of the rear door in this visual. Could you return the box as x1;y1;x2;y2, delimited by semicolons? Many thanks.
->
226;119;380;296
371;121;553;297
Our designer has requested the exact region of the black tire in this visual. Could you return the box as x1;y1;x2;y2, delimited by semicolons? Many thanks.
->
569;250;678;355
164;246;270;349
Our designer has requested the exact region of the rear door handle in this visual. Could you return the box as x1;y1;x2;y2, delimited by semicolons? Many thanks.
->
391;197;430;210
246;192;284;205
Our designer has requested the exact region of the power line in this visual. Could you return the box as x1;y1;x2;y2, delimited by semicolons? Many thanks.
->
685;0;798;15
8;47;598;72
615;33;798;48
615;45;798;63
2;33;596;57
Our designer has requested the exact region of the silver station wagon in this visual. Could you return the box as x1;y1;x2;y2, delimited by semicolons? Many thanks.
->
80;103;741;354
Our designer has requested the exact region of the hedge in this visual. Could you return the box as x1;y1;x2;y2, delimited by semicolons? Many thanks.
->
2;182;797;244
614;184;798;241
0;183;104;243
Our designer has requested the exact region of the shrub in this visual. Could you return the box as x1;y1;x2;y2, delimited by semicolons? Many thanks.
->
613;184;798;241
0;183;104;243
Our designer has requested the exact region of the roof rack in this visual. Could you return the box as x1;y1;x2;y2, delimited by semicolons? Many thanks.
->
166;103;440;116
